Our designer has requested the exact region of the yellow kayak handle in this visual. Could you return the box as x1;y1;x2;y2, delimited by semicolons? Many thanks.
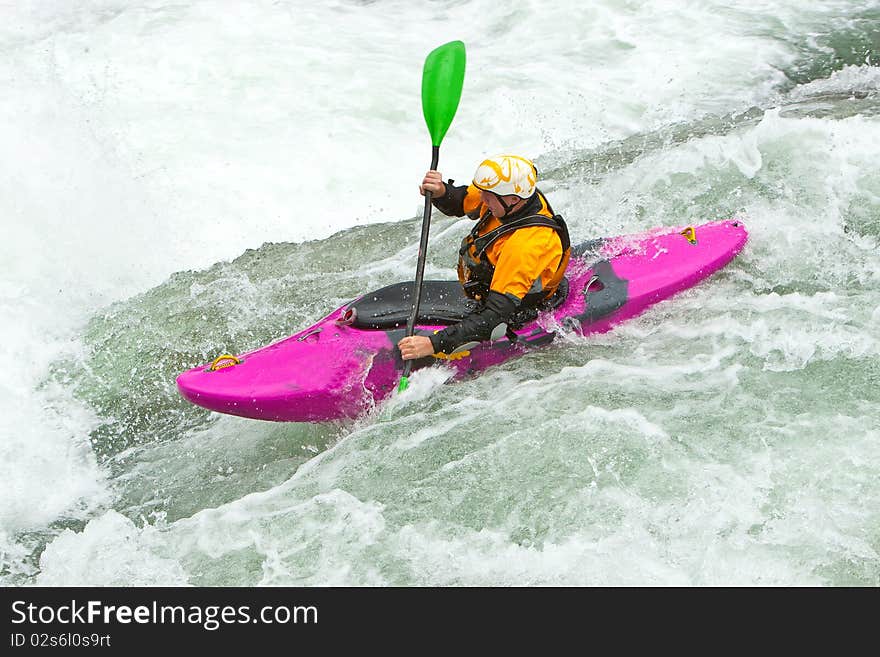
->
680;226;697;245
208;354;241;371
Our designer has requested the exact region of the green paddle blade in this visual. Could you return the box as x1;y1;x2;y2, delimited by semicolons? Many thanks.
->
422;40;466;147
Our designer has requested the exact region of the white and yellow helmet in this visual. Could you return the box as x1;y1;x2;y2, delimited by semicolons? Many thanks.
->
472;154;538;199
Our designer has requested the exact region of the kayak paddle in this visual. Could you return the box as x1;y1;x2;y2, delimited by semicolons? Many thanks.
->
398;40;466;393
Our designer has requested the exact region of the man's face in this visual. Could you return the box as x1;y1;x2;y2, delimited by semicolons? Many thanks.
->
479;189;521;217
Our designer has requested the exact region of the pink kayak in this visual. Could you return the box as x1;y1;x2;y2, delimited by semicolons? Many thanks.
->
177;220;748;422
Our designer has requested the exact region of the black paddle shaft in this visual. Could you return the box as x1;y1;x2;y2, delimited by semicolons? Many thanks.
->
401;145;440;378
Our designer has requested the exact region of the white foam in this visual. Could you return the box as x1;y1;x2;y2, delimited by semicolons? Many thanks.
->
36;511;188;586
381;364;456;417
790;64;880;99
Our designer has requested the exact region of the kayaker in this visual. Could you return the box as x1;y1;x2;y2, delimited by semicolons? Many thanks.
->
398;154;571;361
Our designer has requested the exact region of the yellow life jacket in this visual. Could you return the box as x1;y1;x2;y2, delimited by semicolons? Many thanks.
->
457;187;571;307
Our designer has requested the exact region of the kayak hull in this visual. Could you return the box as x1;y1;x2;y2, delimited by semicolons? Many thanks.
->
177;220;748;422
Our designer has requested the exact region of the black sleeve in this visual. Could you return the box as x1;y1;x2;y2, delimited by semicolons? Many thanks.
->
431;179;469;217
428;291;518;354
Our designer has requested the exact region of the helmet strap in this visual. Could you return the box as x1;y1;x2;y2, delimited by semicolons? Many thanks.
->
495;194;519;217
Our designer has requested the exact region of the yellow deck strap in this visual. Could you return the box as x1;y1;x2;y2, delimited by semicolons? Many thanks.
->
432;350;470;361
